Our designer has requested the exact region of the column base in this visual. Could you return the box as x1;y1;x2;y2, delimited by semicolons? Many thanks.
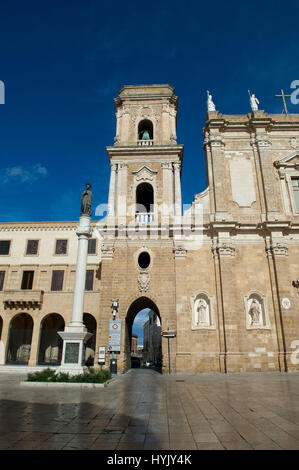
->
57;328;93;376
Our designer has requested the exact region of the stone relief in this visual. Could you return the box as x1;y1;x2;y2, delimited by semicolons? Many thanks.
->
138;271;150;292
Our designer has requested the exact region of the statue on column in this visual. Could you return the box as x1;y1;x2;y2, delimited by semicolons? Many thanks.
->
207;91;216;112
248;91;260;111
81;183;93;216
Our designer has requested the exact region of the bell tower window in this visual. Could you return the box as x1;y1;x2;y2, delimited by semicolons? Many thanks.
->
136;182;154;223
138;119;153;145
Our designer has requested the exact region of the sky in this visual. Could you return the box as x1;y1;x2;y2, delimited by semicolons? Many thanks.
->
0;0;299;223
132;309;150;346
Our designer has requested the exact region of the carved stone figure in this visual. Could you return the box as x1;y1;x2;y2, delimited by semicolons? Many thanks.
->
195;298;209;325
207;91;216;112
248;298;261;325
81;184;93;216
249;93;260;111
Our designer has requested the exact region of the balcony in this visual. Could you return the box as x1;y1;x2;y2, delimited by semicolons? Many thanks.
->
3;290;44;309
137;140;154;147
135;212;154;224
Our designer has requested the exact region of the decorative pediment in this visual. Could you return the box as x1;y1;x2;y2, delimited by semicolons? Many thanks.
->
274;153;299;169
132;166;158;182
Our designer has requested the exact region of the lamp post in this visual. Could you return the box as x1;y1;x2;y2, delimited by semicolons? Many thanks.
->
109;299;120;375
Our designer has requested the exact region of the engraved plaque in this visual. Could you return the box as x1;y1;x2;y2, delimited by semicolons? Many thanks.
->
65;342;79;364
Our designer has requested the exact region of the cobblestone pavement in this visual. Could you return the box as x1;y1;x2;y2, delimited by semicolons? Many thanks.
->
0;369;299;450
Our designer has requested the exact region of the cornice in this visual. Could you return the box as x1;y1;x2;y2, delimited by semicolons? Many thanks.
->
0;220;99;232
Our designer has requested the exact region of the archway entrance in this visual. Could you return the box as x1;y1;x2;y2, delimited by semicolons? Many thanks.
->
6;313;33;364
125;297;162;371
38;314;65;365
83;313;97;366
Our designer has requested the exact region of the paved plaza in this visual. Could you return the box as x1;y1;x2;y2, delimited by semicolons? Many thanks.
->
0;369;299;450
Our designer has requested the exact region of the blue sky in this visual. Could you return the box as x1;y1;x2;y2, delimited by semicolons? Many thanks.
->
0;0;299;222
132;309;150;346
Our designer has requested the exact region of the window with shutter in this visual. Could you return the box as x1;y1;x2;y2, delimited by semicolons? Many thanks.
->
51;270;64;291
0;240;11;255
55;240;68;255
21;271;34;290
85;270;94;291
26;240;39;255
0;271;5;291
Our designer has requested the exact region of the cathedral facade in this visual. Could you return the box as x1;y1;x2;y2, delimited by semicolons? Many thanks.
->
1;84;299;374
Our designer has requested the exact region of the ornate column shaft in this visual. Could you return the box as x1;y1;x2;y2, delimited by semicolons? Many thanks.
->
117;163;128;226
108;164;117;217
173;162;182;217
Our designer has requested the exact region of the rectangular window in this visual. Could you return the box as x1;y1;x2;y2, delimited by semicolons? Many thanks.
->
21;271;34;290
0;240;11;255
88;238;96;254
0;271;5;291
85;270;94;291
51;270;64;291
55;239;68;255
292;177;299;212
26;240;39;255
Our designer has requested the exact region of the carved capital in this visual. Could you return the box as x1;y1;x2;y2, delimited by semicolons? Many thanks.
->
101;245;115;259
266;241;288;257
212;241;235;258
161;162;173;170
255;137;272;148
173;246;187;258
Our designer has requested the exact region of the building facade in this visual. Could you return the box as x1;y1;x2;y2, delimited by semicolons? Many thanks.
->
1;84;299;374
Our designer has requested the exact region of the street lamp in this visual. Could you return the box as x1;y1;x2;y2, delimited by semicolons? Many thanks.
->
111;299;119;319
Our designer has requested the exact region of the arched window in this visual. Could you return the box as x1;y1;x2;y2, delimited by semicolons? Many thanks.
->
136;182;154;214
138;119;153;141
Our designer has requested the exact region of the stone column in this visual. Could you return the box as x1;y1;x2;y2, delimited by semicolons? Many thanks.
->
0;317;10;365
28;318;41;366
255;136;282;220
162;162;174;221
173;162;182;217
57;215;92;375
108;164;117;218
117;163;128;228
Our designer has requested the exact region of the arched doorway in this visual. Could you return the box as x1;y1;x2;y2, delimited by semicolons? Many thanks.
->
125;297;162;370
38;314;65;365
83;313;97;366
6;313;33;364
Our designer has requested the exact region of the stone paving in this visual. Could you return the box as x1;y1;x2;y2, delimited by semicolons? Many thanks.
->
0;369;299;450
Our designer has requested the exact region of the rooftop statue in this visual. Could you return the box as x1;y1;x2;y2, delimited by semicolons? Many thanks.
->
207;91;216;112
248;90;260;111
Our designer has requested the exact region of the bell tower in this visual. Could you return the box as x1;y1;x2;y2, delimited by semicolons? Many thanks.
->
106;84;184;226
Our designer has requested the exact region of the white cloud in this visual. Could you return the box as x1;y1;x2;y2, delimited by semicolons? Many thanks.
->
133;309;150;327
0;163;48;184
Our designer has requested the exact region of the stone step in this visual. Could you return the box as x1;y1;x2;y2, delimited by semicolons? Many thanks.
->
0;365;59;374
